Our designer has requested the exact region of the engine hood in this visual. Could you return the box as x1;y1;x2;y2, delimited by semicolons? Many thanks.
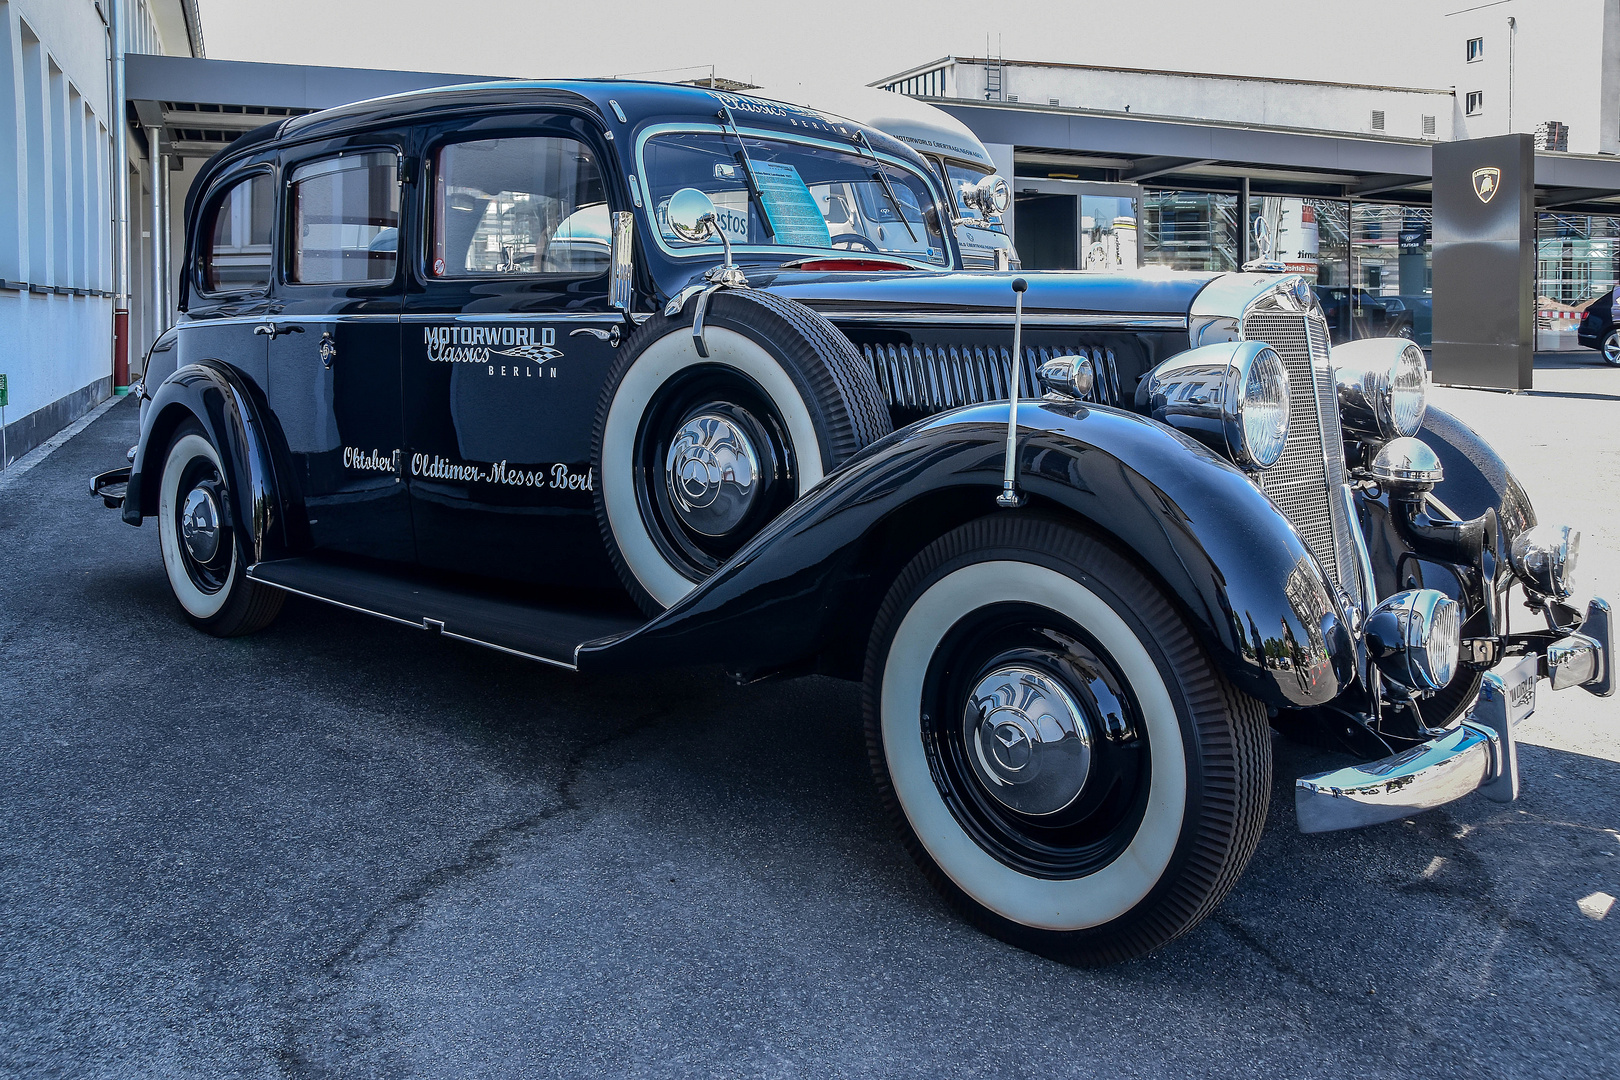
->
755;268;1217;321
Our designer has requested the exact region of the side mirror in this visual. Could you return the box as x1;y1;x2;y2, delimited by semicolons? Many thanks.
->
667;187;719;243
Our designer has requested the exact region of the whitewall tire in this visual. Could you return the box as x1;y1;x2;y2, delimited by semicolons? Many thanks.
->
592;290;890;614
863;514;1272;965
155;421;283;637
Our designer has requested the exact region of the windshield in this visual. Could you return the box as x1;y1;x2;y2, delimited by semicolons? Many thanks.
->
643;131;948;266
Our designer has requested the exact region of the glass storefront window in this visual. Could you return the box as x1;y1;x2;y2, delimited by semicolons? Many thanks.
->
1140;191;1239;272
1538;213;1620;307
1081;195;1137;269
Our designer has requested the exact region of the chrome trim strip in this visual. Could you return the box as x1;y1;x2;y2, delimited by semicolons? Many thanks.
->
1341;483;1378;622
246;568;579;672
822;312;1187;329
180;312;624;329
438;630;577;671
609;210;635;312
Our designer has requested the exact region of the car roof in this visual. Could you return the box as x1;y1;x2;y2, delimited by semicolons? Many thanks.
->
190;80;935;221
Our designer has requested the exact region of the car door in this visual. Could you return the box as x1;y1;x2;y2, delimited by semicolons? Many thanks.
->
174;161;278;397
401;112;624;588
267;138;413;563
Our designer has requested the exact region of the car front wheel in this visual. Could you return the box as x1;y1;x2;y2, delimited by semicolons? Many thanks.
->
156;420;283;636
864;514;1271;965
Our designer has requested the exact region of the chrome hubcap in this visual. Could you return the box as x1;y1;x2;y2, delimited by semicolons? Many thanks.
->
664;412;761;537
963;665;1092;817
180;484;221;564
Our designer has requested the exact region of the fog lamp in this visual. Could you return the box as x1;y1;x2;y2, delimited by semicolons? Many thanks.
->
1365;588;1460;694
1510;524;1580;601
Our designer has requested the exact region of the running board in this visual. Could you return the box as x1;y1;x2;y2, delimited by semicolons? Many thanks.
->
247;556;643;670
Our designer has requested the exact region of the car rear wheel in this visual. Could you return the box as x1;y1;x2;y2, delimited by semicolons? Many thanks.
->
156;420;283;636
863;514;1272;965
1603;330;1620;366
593;289;891;614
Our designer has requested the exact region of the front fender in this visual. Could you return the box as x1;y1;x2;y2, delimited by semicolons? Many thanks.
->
581;401;1353;709
124;361;286;564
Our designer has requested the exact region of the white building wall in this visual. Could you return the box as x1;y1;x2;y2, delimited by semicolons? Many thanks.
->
0;0;190;463
1443;0;1618;155
939;61;1453;141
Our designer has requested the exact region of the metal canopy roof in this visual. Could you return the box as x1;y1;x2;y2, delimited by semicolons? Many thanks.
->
120;56;1620;216
934;99;1620;214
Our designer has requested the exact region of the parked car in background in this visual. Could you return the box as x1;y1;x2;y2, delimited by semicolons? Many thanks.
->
92;80;1610;967
1315;286;1428;344
1578;288;1620;364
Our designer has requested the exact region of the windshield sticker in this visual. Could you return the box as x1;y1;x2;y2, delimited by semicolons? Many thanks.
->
749;160;832;249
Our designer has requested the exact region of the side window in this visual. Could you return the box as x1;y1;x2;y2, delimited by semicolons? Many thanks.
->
432;136;608;278
199;172;273;293
287;152;399;284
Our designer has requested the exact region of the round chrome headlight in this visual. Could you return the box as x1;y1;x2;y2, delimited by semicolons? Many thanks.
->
1365;588;1460;693
1332;338;1429;441
1233;345;1290;469
1142;341;1289;472
1510;524;1580;600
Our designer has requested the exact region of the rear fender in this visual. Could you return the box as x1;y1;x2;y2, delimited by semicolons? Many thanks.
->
581;400;1354;710
124;361;289;564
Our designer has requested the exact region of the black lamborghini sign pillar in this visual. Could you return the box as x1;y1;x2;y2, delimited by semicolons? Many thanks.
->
1432;134;1536;389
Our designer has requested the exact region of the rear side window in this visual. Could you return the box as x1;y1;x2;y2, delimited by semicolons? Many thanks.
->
432;136;608;278
288;152;400;284
199;172;273;293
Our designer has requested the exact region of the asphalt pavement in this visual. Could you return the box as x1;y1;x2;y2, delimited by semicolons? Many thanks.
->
3;361;1619;1079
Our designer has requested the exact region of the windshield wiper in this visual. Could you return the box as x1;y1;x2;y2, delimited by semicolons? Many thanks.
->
852;130;918;244
716;106;776;240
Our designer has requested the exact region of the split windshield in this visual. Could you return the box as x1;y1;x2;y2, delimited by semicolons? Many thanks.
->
643;131;948;266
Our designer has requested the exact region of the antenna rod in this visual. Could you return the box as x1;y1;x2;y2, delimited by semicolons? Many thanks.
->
997;277;1029;509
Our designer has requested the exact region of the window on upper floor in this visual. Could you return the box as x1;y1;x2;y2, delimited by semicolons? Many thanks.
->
1467;37;1484;62
1466;91;1484;116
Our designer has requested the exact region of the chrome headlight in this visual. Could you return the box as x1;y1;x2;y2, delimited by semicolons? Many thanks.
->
965;174;1011;217
1141;341;1290;471
1332;338;1429;441
1510;524;1580;600
1365;589;1461;693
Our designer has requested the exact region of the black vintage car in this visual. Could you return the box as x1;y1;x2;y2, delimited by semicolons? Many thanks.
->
92;81;1611;966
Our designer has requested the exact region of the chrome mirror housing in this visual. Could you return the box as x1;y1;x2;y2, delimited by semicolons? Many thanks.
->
667;187;720;243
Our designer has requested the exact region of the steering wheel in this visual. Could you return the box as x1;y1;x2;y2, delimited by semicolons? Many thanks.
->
829;233;881;253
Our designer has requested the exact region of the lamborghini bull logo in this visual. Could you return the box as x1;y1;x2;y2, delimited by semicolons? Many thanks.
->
1472;167;1501;204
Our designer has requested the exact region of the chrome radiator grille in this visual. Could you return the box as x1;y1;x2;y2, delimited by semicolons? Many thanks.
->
1242;309;1356;590
859;342;1126;412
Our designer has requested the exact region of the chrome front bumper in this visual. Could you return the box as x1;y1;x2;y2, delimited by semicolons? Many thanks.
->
1296;597;1612;833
